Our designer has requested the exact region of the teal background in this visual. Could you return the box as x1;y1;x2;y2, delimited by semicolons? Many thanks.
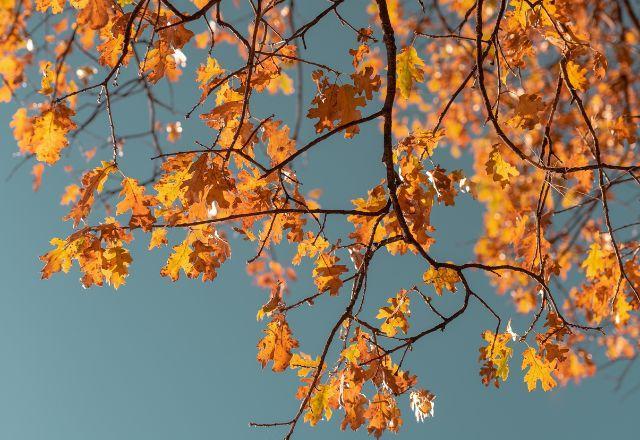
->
1;1;637;439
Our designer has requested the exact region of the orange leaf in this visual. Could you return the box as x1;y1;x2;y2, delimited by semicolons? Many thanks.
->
256;314;299;372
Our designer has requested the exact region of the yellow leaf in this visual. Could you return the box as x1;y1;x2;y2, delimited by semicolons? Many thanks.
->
153;155;194;208
40;237;74;278
376;290;410;337
423;266;460;295
312;254;347;295
485;145;519;187
36;0;66;13
507;94;545;130
521;347;557;392
289;352;320;377
293;232;329;265
196;57;225;89
40;61;55;95
304;383;335;426
160;239;193;281
64;161;115;226
566;60;588;92
256;314;299;372
581;243;606;279
31;104;77;165
76;0;110;30
399;128;444;157
148;228;168;250
10;107;34;154
341;344;361;364
97;33;129;68
101;244;131;289
266;72;294;95
615;294;632;326
396;46;425;99
60;184;81;205
479;331;513;383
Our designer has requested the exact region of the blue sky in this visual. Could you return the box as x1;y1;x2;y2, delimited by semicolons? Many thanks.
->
0;1;637;439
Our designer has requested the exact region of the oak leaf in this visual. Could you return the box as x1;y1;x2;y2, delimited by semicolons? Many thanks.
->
312;254;348;295
350;66;381;100
116;177;156;231
144;42;181;83
303;382;336;426
292;232;329;265
101;243;131;289
376;290;411;337
398;128;444;157
507;93;545;129
307;70;366;138
30;104;77;165
426;166;457;206
566;60;588;91
160;238;193;281
485;145;520;187
364;392;402;438
40;237;75;279
423;266;460;295
76;0;110;30
396;45;425;99
36;0;65;14
256;314;299;372
153;154;194;208
339;366;368;431
341;344;361;364
289;352;320;378
40;62;55;95
10;108;34;154
148;228;168;250
97;33;131;68
65;161;115;226
196;57;225;100
409;389;435;422
581;243;606;279
521;347;557;392
60;184;81;205
479;331;513;386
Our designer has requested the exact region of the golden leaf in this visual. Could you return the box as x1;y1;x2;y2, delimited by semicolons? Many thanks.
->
423;266;460;295
566;60;588;92
396;45;425;99
521;347;557;392
485;145;520;187
160;239;193;281
256;314;299;372
289;352;320;377
376;290;411;337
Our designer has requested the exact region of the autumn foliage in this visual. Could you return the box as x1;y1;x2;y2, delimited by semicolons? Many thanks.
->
3;0;640;438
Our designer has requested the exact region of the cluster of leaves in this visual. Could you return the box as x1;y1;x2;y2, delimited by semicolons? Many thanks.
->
3;0;640;438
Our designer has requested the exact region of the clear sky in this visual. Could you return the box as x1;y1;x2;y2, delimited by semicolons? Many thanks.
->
0;1;638;439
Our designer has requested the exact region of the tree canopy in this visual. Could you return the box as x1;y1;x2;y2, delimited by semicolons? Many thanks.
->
2;0;640;438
